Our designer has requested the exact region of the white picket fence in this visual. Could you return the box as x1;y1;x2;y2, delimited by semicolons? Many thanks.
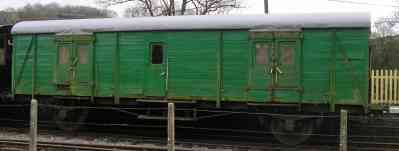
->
371;69;399;104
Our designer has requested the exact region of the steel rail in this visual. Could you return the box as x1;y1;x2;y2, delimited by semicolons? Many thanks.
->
0;138;341;151
350;141;399;151
0;139;194;151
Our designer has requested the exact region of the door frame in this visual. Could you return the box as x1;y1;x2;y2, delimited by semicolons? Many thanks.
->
249;29;303;102
274;39;302;89
54;34;94;96
145;42;167;97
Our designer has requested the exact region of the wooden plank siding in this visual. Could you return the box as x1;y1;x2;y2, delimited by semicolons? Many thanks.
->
371;69;399;104
11;29;369;108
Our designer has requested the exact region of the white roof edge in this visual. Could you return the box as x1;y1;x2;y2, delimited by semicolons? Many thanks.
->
11;12;370;34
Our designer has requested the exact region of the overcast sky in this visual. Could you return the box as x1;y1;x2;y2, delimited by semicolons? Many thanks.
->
0;0;397;23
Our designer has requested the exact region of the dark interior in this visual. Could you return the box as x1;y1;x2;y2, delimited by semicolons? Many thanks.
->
0;25;12;94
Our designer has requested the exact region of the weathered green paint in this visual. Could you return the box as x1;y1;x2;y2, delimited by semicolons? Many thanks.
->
330;31;337;111
249;40;273;102
273;39;301;103
55;43;71;85
13;35;35;94
95;33;116;97
54;36;94;96
216;32;223;107
222;31;249;101
12;28;369;109
32;35;37;98
248;31;303;103
72;42;93;96
114;33;120;104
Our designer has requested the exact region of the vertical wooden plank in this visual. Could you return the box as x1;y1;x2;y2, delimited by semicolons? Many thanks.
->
374;70;381;103
114;33;120;104
167;103;175;151
216;32;223;108
381;70;384;104
371;70;375;104
340;109;348;151
32;35;37;99
29;99;38;151
385;70;389;104
395;70;398;103
392;70;395;104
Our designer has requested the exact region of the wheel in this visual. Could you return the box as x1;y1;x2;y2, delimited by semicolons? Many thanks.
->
54;108;88;131
270;117;314;145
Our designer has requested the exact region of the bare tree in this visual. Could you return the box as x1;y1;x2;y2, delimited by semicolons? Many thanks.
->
190;0;239;15
97;0;241;17
371;18;399;68
0;2;116;24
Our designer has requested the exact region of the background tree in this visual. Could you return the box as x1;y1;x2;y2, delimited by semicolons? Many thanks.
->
0;2;116;24
96;0;241;17
370;16;399;69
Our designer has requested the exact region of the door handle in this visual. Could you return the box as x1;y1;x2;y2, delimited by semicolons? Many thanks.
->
72;58;78;66
265;67;273;75
276;67;283;74
160;72;166;77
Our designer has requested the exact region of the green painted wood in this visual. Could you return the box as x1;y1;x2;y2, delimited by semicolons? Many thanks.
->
216;32;223;107
55;43;72;85
119;32;145;96
36;35;57;95
248;40;273;102
222;31;249;101
95;33;116;97
53;36;94;96
114;33;120;103
145;42;166;97
273;40;301;103
12;28;369;109
166;31;218;100
71;42;93;96
32;35;37;98
302;30;332;103
13;35;34;94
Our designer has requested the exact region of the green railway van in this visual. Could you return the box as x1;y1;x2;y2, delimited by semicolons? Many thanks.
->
10;12;371;145
11;13;370;109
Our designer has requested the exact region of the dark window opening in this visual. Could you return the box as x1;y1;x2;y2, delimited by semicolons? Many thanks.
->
256;43;269;64
151;44;163;64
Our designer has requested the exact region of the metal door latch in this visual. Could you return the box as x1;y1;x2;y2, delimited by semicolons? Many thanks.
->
276;67;283;74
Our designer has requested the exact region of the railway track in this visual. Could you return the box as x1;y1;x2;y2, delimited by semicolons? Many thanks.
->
0;139;192;151
0;138;340;151
350;141;399;151
1;138;399;151
0;105;399;150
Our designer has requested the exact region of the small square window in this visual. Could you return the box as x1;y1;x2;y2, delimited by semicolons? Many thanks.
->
58;47;69;64
282;46;294;65
256;44;269;64
78;45;88;64
151;44;163;64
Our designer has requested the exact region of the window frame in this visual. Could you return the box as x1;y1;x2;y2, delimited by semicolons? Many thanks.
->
77;44;89;65
55;35;93;65
57;45;70;65
150;43;164;65
255;43;270;65
280;45;294;65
